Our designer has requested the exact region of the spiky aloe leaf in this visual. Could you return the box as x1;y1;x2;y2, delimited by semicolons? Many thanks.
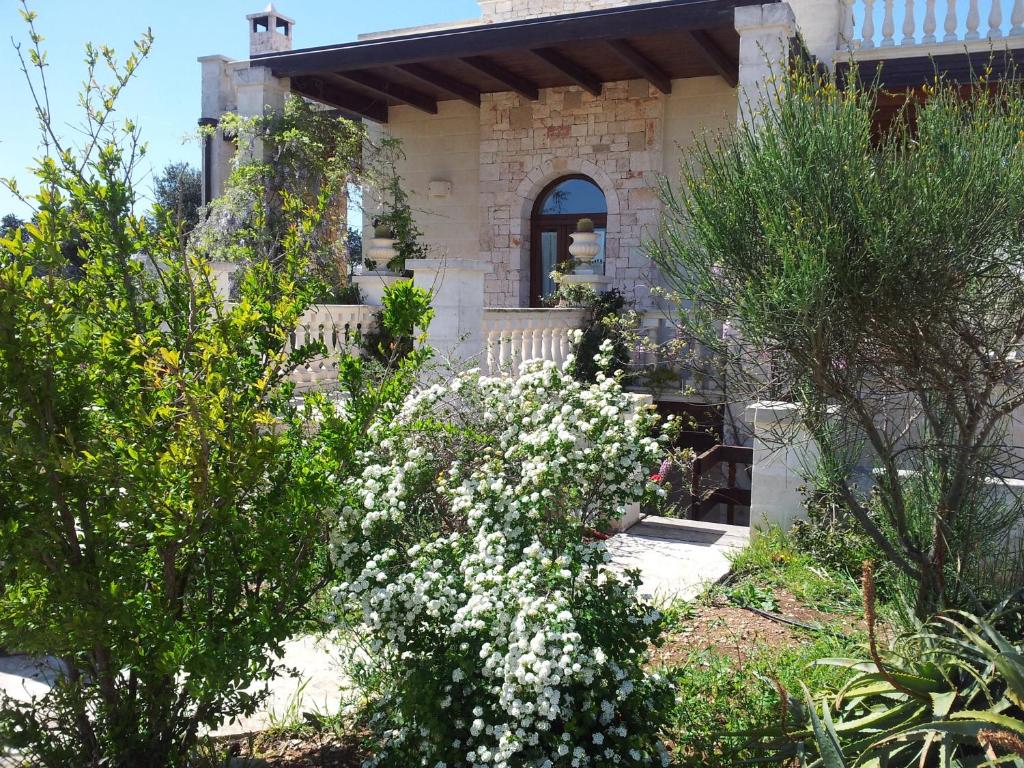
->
803;683;849;768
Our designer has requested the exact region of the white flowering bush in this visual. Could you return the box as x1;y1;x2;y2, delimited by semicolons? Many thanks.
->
331;349;674;767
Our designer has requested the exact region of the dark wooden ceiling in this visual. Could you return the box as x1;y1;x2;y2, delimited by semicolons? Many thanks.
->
252;0;770;122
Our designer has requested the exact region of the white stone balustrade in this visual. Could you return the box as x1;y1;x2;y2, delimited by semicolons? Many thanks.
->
482;308;587;376
841;0;1024;49
286;304;376;390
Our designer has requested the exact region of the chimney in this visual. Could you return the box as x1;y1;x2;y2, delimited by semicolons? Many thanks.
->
247;3;294;57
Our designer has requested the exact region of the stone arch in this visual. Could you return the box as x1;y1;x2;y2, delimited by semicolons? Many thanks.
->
511;158;621;306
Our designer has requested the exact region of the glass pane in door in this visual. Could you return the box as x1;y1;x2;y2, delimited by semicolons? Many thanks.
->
539;230;559;301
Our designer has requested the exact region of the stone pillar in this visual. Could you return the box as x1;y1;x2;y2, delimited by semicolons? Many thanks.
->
734;3;797;127
408;259;490;367
785;0;847;68
744;401;819;533
198;55;236;203
233;65;291;162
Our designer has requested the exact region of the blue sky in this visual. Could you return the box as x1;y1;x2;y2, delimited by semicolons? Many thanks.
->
0;0;480;217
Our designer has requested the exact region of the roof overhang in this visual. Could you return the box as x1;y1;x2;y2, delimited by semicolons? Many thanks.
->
251;0;770;122
837;48;1020;90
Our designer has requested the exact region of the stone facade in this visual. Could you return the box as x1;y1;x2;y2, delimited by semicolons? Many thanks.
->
478;80;663;307
478;0;654;23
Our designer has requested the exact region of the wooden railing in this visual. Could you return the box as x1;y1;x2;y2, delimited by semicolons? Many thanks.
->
843;0;1024;50
690;444;754;525
287;304;375;390
481;308;587;376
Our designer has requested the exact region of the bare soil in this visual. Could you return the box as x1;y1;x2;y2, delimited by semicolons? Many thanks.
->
651;588;857;668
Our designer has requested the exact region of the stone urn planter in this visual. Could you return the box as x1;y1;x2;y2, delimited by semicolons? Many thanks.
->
568;218;602;275
366;236;398;270
353;230;404;306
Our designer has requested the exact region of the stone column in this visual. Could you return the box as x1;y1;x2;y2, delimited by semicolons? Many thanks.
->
198;55;236;203
734;3;797;127
233;65;291;162
785;0;846;68
408;259;490;367
744;401;818;533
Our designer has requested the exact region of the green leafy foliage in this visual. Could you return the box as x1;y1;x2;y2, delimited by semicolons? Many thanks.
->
756;594;1024;767
0;12;356;766
653;62;1024;618
150;161;202;234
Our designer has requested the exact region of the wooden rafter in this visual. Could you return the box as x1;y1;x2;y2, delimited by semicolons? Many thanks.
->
291;75;388;122
460;56;540;100
334;70;438;114
688;29;738;88
606;39;672;94
394;63;481;107
530;47;602;96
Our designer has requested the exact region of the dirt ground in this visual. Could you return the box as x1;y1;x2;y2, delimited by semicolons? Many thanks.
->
650;588;858;668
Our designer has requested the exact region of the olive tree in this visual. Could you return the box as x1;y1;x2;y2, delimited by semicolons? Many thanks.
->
652;65;1024;618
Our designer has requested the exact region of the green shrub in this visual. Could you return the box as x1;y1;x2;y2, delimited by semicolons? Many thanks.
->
0;15;348;766
653;60;1024;619
330;356;675;767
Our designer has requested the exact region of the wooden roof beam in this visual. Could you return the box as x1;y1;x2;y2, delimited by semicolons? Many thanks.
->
530;47;603;96
394;63;481;107
688;29;738;88
606;39;672;94
461;56;540;100
291;75;389;122
334;70;438;114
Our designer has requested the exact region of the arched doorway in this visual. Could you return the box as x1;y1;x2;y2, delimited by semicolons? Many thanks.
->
529;175;607;307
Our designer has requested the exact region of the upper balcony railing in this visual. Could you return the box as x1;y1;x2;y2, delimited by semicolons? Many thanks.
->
842;0;1024;51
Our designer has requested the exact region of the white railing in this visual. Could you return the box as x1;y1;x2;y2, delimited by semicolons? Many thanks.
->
842;0;1024;50
287;304;375;389
482;308;587;376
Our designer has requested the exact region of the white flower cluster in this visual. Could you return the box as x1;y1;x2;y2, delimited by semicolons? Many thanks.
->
331;358;673;768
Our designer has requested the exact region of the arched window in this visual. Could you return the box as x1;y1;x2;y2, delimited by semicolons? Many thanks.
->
530;175;607;307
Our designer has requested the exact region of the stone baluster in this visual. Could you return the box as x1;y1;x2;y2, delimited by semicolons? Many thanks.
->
489;329;501;376
967;0;982;37
542;325;555;364
944;0;959;40
839;0;857;47
923;0;938;41
902;0;916;42
861;0;876;47
521;327;532;371
508;328;521;374
532;321;548;364
1012;0;1024;34
881;0;896;45
989;0;1004;36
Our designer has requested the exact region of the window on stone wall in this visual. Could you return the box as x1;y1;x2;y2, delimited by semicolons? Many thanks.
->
530;175;607;307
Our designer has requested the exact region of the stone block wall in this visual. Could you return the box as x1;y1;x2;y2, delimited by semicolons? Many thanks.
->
479;80;666;307
478;0;655;23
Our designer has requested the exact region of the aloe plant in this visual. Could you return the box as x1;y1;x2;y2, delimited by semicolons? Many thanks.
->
751;579;1024;766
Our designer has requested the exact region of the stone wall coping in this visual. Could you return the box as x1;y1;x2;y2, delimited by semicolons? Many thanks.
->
483;307;588;314
407;258;492;273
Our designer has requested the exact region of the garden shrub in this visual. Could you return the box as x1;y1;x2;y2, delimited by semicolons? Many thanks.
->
0;13;353;766
653;61;1024;619
330;349;676;767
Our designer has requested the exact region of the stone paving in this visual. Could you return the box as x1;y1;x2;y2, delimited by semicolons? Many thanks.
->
0;515;746;741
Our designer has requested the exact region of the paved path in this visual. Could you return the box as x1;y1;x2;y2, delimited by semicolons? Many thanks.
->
606;515;749;601
0;516;746;741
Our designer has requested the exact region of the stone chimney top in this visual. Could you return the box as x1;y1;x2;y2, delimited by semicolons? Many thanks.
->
247;3;294;56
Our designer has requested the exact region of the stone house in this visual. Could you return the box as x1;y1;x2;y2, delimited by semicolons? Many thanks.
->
199;0;1024;526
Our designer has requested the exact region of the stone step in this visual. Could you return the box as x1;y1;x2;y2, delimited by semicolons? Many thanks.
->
625;515;749;548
